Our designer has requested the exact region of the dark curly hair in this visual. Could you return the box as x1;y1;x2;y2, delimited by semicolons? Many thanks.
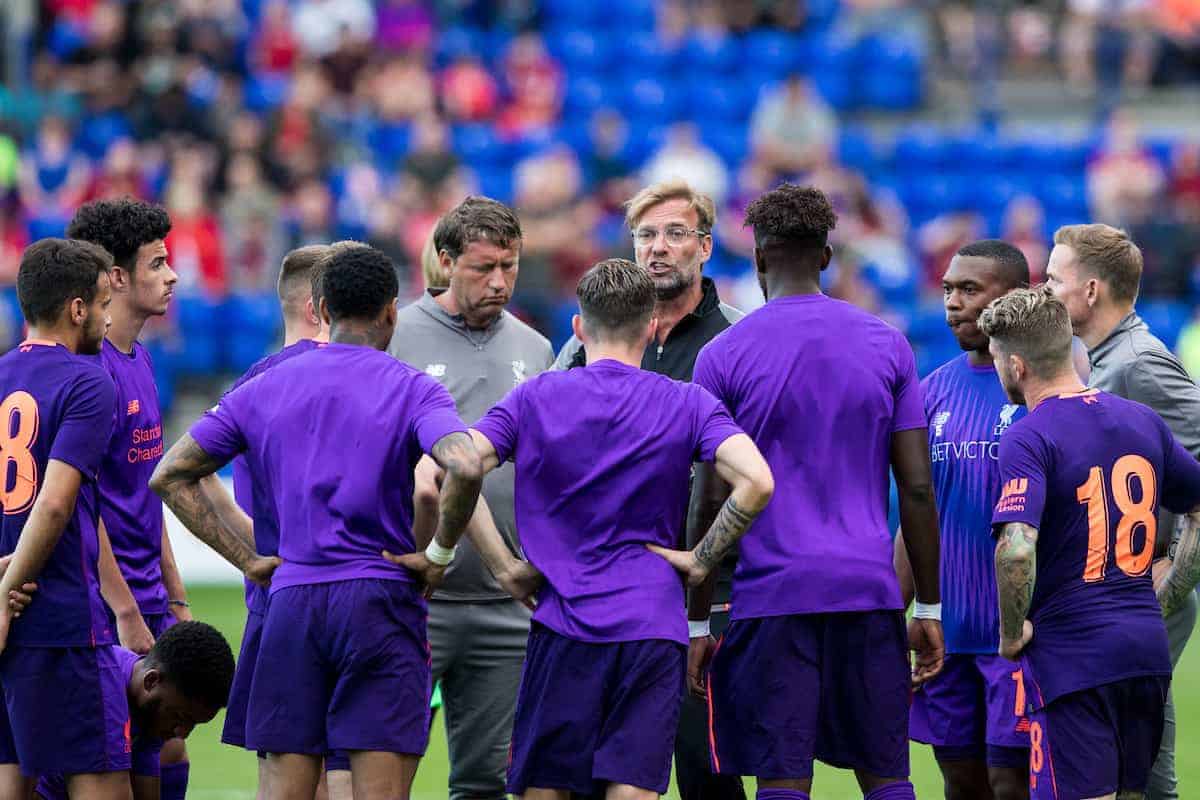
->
145;621;235;711
66;198;172;271
434;196;522;262
321;244;399;322
743;184;838;250
17;238;113;325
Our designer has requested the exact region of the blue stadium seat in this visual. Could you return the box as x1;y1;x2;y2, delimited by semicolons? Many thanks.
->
907;299;951;344
1138;300;1191;350
742;30;801;81
78;112;132;160
367;122;411;163
953;133;1006;174
541;0;605;26
1037;174;1088;218
892;126;950;173
620;31;677;78
564;75;616;117
243;73;290;112
619;123;667;167
838;127;879;174
688;80;754;123
805;0;842;31
547;29;613;75
702;126;749;168
622;78;683;123
452;124;508;166
857;33;925;109
862;68;922;111
476;166;514;204
27;214;68;241
434;26;482;67
810;39;857;110
611;0;658;30
682;34;740;74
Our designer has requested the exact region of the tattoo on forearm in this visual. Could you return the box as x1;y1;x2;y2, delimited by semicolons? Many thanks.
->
694;496;757;570
153;436;256;572
430;432;482;549
1159;514;1200;617
996;522;1038;641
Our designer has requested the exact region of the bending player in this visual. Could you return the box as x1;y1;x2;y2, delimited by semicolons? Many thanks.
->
466;259;774;800
982;286;1200;800
897;240;1032;800
67;199;193;800
34;621;236;800
689;185;943;800
0;239;124;799
152;244;482;800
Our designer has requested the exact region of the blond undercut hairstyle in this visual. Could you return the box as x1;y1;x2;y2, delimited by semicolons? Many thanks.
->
625;179;716;233
978;286;1074;379
1054;224;1143;303
577;258;656;342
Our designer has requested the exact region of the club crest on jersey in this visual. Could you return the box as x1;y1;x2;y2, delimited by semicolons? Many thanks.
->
512;360;527;384
425;363;447;378
994;404;1019;436
932;411;951;437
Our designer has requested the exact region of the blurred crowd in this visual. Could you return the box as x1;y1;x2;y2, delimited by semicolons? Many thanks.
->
0;0;1198;405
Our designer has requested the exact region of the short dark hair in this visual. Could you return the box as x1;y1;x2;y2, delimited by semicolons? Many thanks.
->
277;245;329;305
577;258;655;340
743;184;838;250
144;621;235;711
310;240;364;307
321;244;399;322
956;239;1031;289
434;196;522;262
66;198;172;271
17;238;113;325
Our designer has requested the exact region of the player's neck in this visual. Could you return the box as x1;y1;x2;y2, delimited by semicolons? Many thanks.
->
1024;373;1087;411
766;275;823;300
25;323;79;353
105;301;149;354
329;321;388;350
282;323;325;347
584;341;644;368
967;347;993;367
652;280;704;345
1077;303;1135;350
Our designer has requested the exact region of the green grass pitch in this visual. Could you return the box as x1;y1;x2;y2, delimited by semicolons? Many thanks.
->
184;584;1200;799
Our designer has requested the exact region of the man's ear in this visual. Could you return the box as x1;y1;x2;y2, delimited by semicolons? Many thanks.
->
571;314;585;345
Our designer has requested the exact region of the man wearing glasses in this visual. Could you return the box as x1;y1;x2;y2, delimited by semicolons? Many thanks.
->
555;179;746;800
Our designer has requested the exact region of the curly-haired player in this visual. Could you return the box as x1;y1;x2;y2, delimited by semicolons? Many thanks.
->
689;184;943;800
35;621;236;800
67;198;194;799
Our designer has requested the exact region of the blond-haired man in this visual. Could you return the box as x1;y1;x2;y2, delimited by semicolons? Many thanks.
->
1047;224;1200;800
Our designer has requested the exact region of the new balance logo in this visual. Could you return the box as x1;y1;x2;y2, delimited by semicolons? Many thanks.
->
425;364;447;378
933;411;951;437
126;399;140;415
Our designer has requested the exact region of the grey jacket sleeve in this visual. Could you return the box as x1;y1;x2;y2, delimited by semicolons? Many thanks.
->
553;335;585;371
1126;353;1200;461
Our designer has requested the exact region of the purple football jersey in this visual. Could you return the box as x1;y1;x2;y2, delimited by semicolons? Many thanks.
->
91;339;168;615
228;339;324;614
693;294;926;619
992;389;1200;707
189;343;467;593
0;340;116;647
473;359;744;645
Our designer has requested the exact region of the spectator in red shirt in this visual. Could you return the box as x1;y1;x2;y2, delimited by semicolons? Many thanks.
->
165;180;228;297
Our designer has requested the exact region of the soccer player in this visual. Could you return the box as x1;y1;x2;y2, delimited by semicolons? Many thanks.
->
34;620;236;800
468;258;773;800
692;184;943;800
0;238;124;799
151;244;483;800
1045;224;1200;800
898;240;1032;800
555;178;746;800
65;199;193;800
981;286;1200;800
218;245;337;795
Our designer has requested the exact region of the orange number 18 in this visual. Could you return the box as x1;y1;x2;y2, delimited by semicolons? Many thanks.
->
0;391;40;515
1076;455;1157;583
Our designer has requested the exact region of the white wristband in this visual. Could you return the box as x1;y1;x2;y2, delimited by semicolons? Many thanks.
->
913;601;942;621
688;619;712;639
424;539;457;566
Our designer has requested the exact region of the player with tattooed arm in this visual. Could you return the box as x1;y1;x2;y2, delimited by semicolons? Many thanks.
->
468;258;773;800
151;244;483;800
982;286;1200;800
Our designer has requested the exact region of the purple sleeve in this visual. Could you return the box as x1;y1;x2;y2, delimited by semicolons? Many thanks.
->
473;384;522;463
50;368;117;480
692;386;745;462
189;390;249;466
1159;418;1200;514
991;424;1048;533
692;344;726;405
891;334;926;432
131;737;162;778
412;375;469;454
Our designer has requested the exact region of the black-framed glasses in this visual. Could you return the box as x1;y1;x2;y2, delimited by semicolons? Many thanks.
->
632;226;710;247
